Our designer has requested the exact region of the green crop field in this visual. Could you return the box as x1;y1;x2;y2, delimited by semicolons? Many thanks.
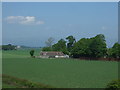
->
2;49;118;88
2;83;17;88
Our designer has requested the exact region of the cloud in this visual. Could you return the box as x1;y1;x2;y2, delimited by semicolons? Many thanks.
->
36;21;45;25
5;16;44;25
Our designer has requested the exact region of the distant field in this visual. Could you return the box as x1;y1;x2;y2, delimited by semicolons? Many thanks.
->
2;49;118;88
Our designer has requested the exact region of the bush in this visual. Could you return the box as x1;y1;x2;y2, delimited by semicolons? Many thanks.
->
30;50;35;57
106;79;120;90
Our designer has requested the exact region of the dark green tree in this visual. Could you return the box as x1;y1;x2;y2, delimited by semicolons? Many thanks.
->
71;34;107;58
52;39;68;54
2;44;16;50
71;38;92;58
66;35;76;52
110;43;120;58
30;50;35;57
107;48;113;58
89;34;107;58
42;47;52;51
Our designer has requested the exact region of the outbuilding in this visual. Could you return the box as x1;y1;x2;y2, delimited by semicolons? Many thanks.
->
40;51;69;58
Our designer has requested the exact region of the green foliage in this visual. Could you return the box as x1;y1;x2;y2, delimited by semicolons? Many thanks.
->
107;48;113;58
52;39;68;54
106;80;120;90
29;50;35;57
2;44;16;50
110;43;120;58
43;38;69;54
71;34;107;58
71;38;91;58
42;47;52;51
66;35;76;52
89;34;107;58
42;34;115;58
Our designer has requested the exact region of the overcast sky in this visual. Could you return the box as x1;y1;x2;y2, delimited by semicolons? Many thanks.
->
2;2;118;47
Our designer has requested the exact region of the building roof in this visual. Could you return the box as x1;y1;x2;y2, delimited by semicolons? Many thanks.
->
40;51;64;56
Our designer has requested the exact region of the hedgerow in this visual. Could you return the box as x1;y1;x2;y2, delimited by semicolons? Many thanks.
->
2;74;54;88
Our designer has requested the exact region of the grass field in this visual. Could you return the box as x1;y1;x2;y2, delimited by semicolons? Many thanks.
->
2;49;118;88
2;83;17;88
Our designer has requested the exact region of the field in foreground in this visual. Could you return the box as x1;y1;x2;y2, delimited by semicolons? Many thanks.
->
2;49;118;88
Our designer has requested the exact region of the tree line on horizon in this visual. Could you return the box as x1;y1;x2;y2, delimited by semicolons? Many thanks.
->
1;44;16;50
42;34;120;59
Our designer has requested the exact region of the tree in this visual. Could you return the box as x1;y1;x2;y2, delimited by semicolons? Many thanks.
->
89;34;107;58
42;47;52;51
45;37;54;47
71;38;92;58
52;39;68;54
71;34;107;58
66;35;76;52
110;43;120;58
107;48;113;58
2;44;16;50
30;50;35;57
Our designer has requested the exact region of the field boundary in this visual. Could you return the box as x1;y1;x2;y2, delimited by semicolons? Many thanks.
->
2;74;54;88
74;57;120;62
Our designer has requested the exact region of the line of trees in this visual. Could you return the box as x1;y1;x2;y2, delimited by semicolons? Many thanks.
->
2;44;16;50
42;34;120;59
71;34;107;58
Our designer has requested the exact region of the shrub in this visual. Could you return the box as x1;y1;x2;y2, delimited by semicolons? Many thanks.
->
30;50;35;57
106;79;120;90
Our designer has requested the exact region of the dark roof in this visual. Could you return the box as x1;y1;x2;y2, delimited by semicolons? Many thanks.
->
40;51;64;56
